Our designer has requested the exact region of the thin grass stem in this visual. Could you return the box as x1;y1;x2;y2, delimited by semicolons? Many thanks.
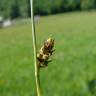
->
30;0;41;96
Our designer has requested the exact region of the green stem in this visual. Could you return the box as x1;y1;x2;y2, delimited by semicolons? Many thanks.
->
30;0;41;96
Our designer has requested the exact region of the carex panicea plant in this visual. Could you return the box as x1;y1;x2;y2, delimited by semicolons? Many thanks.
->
37;38;55;68
30;0;55;96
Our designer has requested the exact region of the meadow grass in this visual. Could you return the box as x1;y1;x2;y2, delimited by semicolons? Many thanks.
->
0;11;96;96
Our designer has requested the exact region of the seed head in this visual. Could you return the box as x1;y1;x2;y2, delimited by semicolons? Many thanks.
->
37;38;55;68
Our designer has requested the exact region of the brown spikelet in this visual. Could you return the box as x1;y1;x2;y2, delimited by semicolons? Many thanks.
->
37;38;55;68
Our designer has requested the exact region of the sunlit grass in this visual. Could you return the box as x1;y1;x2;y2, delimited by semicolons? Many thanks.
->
0;11;96;96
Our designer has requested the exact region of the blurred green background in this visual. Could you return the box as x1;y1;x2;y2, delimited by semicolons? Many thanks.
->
0;0;96;19
0;12;96;96
0;0;96;96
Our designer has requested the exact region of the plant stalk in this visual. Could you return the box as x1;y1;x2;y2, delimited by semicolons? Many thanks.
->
30;0;41;96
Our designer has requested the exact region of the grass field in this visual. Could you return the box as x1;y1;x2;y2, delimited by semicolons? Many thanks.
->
0;11;96;96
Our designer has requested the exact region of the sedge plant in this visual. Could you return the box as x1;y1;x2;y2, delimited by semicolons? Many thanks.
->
30;0;55;96
30;0;41;96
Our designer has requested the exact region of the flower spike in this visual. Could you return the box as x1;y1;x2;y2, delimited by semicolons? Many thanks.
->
37;38;55;68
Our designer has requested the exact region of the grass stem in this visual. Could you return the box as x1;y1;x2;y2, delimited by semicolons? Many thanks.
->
30;0;41;96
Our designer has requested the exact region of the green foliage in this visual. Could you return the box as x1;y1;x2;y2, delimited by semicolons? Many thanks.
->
0;12;96;96
10;0;20;19
81;0;94;10
94;0;96;8
18;0;28;17
0;0;96;18
0;0;13;18
51;0;63;13
34;0;52;14
61;0;80;11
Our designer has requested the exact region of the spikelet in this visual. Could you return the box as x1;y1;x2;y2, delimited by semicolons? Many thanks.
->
37;38;55;68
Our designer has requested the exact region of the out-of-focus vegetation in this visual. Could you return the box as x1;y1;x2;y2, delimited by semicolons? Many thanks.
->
0;0;96;19
0;11;96;96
